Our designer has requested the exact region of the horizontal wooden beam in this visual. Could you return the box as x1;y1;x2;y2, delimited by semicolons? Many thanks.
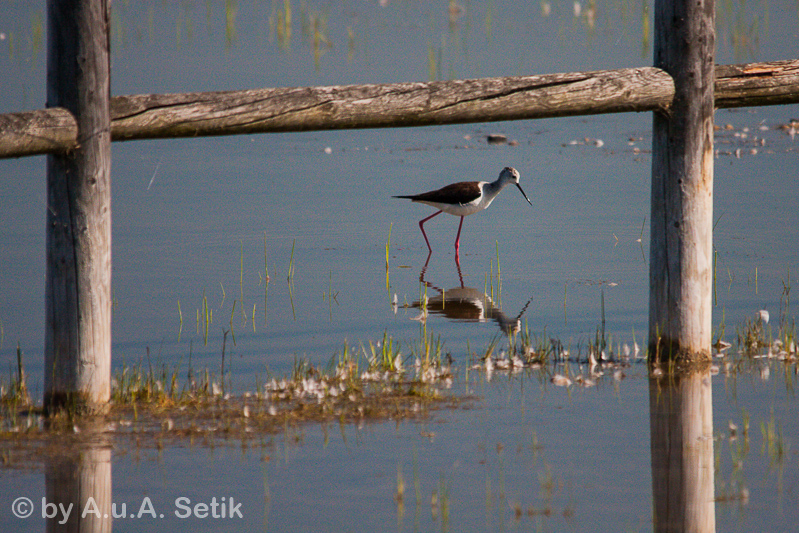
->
109;67;672;140
715;60;799;108
0;107;78;158
2;59;798;159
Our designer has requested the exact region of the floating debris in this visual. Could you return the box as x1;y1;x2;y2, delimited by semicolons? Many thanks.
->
551;374;572;387
486;133;508;145
713;339;732;354
564;137;604;148
778;119;798;140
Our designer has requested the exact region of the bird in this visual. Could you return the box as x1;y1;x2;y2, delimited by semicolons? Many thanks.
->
393;167;532;254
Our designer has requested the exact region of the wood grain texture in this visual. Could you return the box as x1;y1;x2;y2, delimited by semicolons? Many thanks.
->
44;0;112;414
2;60;798;158
715;60;799;108
0;108;78;157
108;67;673;139
649;0;716;361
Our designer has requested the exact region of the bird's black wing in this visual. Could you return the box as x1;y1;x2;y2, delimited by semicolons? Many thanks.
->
394;181;481;204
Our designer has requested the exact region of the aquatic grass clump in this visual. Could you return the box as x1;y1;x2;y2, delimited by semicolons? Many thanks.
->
736;312;771;357
361;331;404;378
265;360;348;403
514;323;559;365
1;344;31;407
413;355;452;387
0;327;458;443
330;341;362;391
264;332;453;407
223;330;453;426
467;321;652;388
111;357;219;406
414;328;442;367
407;327;454;387
0;345;35;435
729;307;798;361
0;335;464;456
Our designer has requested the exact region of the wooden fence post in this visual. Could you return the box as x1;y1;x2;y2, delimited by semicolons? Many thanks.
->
45;0;112;413
649;0;715;363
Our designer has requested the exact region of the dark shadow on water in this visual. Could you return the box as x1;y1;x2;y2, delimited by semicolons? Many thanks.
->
649;367;716;533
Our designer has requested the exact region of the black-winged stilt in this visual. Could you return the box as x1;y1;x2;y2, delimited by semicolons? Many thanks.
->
393;166;532;254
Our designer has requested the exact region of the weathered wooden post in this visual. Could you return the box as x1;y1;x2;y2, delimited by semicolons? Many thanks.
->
649;0;715;362
45;0;112;413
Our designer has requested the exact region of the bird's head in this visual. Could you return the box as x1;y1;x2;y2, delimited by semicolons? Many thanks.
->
499;167;532;206
499;166;520;184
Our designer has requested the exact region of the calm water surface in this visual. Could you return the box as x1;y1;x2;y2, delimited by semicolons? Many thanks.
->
1;1;798;531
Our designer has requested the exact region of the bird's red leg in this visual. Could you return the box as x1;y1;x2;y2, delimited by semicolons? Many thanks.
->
454;216;465;255
419;210;443;252
454;250;464;285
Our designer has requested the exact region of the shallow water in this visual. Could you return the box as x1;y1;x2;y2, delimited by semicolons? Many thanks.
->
1;362;798;532
1;1;799;531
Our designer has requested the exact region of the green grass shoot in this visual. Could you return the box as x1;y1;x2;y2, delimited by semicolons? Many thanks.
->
229;300;237;346
240;239;245;323
385;222;392;269
287;238;296;284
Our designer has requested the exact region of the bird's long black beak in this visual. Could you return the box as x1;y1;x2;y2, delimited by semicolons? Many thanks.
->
515;183;533;206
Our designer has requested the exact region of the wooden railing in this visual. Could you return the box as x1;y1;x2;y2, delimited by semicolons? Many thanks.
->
2;60;798;158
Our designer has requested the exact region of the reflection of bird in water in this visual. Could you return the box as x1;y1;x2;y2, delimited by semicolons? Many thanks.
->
412;287;531;336
413;254;532;336
393;167;532;256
